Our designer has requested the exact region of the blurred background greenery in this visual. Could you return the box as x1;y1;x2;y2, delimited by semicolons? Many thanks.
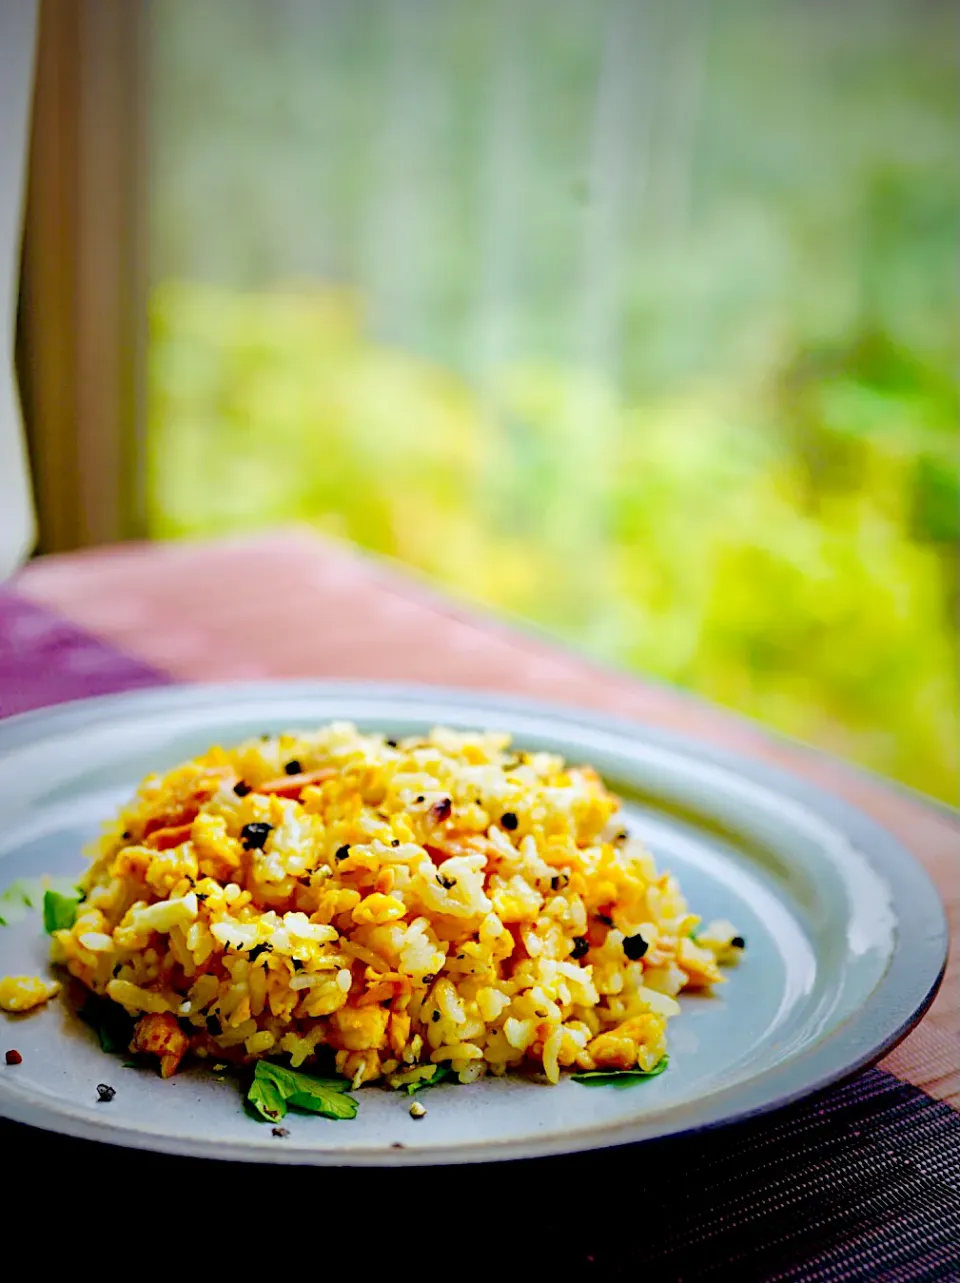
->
146;0;958;802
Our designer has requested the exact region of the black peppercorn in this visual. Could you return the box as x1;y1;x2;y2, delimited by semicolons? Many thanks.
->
623;933;648;961
96;1083;116;1102
570;936;590;960
284;760;302;776
335;844;350;861
233;780;251;797
500;812;518;831
240;822;273;850
730;935;746;950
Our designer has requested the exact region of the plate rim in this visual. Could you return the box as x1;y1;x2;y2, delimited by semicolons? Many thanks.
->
0;680;949;1166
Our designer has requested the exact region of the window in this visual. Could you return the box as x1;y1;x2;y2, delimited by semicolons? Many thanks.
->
21;0;960;802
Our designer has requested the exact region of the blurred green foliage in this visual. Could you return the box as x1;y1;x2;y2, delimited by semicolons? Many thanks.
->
147;0;958;801
148;281;958;800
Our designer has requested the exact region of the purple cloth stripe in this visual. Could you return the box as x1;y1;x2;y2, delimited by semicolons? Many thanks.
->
0;587;169;719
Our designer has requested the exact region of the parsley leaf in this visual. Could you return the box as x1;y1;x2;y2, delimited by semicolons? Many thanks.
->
572;1056;670;1087
78;994;137;1055
248;1074;287;1123
246;1060;359;1123
0;877;83;928
404;1065;452;1095
287;1088;359;1120
43;887;84;934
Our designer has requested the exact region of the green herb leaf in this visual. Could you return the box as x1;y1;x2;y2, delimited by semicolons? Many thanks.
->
247;1074;288;1122
404;1065;452;1095
258;1062;351;1096
43;887;84;934
572;1056;670;1087
78;994;137;1055
287;1088;359;1120
246;1060;358;1123
0;877;84;927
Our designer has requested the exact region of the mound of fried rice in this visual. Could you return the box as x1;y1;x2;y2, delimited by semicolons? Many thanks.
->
51;724;740;1089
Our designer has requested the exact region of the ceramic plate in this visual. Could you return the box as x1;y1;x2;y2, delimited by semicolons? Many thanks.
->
0;683;947;1166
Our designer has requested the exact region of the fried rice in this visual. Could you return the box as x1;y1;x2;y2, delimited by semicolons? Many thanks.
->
49;723;741;1089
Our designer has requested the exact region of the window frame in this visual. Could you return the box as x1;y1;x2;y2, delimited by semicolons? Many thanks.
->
16;0;148;554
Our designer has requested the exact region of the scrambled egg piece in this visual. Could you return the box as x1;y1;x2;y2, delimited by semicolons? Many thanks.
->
0;974;61;1013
